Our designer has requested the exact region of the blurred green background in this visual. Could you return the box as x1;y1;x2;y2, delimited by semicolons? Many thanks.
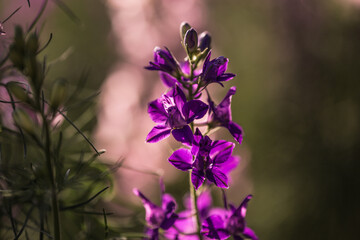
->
206;0;360;239
3;0;359;239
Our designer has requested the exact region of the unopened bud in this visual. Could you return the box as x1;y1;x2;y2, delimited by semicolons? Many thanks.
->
26;32;39;56
199;31;211;51
9;26;26;70
24;57;43;88
13;26;25;48
50;78;68;110
180;22;191;40
184;28;198;55
13;108;35;134
6;82;29;102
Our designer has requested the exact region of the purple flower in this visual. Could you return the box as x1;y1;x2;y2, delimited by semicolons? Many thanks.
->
202;195;258;240
133;188;179;240
201;51;235;87
208;86;243;144
145;47;180;78
168;128;235;190
146;85;208;146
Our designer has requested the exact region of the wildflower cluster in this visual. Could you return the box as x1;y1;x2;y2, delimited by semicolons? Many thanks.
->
134;22;258;240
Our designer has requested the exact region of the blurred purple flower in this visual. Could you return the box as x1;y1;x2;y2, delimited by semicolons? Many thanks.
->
133;188;179;240
145;47;181;78
165;191;212;240
202;195;258;240
169;128;236;189
146;85;208;146
208;86;243;144
201;52;235;87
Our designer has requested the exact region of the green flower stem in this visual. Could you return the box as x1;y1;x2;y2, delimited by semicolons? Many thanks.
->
189;170;203;240
42;113;61;240
187;60;204;240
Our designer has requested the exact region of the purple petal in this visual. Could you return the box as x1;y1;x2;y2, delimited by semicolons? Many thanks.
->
210;140;234;160
243;227;259;240
164;210;198;239
211;142;234;165
182;100;208;122
148;99;168;124
144;62;161;71
161;212;178;230
191;168;205;190
191;128;203;156
173;85;187;113
133;189;165;228
172;125;194;146
145;228;159;240
146;125;171;143
218;73;235;82
155;47;179;74
202;215;230;240
194;91;202;99
227;121;243;144
218;155;240;175
168;148;193;171
209;87;236;125
236;195;253;219
208;208;230;221
160;72;177;87
218;86;236;112
180;61;191;75
216;56;229;75
133;188;153;205
206;167;229;188
162;194;177;214
203;51;211;70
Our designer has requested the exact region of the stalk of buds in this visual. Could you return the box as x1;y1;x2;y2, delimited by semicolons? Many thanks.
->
135;22;258;240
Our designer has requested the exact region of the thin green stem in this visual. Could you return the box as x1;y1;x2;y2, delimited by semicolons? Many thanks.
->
189;171;203;240
187;60;203;239
42;114;61;240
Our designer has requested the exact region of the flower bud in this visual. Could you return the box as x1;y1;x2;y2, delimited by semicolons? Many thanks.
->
199;31;211;51
13;26;25;49
180;22;191;40
9;26;26;70
13;108;35;135
26;32;39;56
24;57;43;88
184;28;198;55
6;82;29;102
50;78;68;110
